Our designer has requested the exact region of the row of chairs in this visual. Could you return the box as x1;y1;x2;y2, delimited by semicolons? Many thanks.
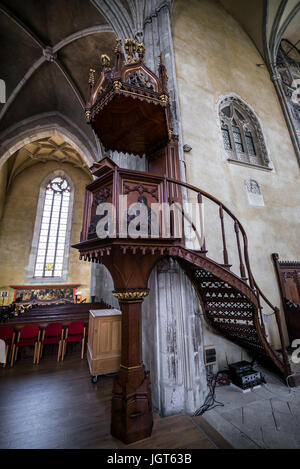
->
0;322;86;367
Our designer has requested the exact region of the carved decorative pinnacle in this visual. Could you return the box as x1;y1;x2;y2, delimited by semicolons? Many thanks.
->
137;42;146;60
115;38;122;53
113;80;122;91
88;68;96;87
125;38;137;60
158;52;168;85
160;94;169;103
101;54;111;68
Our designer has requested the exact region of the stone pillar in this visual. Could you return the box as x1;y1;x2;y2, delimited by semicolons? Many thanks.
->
142;259;208;416
90;263;119;307
143;1;186;182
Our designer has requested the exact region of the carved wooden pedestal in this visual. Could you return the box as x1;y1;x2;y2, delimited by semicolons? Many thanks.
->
111;290;152;444
111;364;152;443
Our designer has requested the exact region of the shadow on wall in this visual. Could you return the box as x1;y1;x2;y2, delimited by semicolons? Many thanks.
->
90;263;119;308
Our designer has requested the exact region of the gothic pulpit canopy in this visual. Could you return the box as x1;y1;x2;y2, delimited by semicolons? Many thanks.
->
85;38;173;156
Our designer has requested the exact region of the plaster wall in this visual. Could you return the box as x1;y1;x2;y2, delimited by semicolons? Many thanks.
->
172;0;300;346
0;161;91;302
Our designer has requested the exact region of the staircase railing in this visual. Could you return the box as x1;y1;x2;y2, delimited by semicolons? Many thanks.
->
164;176;291;376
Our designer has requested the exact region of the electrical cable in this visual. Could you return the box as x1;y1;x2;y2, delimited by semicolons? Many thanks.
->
193;369;229;416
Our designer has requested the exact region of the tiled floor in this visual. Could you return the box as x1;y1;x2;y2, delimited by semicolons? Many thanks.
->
202;365;300;449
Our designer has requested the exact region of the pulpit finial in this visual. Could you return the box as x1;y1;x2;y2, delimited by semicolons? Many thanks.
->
101;54;111;69
124;38;137;63
88;68;96;88
137;43;146;60
115;38;122;53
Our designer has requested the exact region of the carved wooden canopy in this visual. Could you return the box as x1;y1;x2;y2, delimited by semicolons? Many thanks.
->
85;38;172;156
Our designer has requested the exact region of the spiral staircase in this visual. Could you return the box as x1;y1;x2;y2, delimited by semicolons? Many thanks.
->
76;167;292;381
73;37;293;444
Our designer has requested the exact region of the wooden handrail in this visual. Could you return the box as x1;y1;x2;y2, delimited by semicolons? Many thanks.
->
165;176;278;309
164;176;290;375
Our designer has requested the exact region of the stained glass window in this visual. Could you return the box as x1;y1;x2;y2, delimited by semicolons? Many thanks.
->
221;123;232;150
222;106;231;118
232;125;244;153
34;177;71;278
219;98;269;168
245;131;256;155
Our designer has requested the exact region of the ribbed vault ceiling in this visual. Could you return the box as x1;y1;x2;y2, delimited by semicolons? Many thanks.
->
6;135;91;189
0;0;117;157
0;0;299;169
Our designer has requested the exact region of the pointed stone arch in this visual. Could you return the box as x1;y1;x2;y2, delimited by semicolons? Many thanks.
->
218;94;272;170
0;113;98;170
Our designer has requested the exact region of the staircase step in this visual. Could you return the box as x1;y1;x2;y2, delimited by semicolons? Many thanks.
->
207;312;253;321
205;298;253;305
206;306;253;313
178;259;289;379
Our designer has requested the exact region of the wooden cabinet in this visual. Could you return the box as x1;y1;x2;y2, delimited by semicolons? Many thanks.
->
87;309;122;379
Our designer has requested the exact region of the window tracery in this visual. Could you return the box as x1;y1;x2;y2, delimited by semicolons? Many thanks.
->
219;97;270;169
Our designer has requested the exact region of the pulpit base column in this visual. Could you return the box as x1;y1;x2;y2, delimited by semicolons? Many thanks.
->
111;287;153;444
111;365;153;444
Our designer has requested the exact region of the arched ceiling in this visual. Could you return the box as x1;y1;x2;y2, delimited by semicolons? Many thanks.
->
6;135;92;189
0;0;299;167
219;0;300;67
219;0;265;58
0;0;117;160
0;133;93;221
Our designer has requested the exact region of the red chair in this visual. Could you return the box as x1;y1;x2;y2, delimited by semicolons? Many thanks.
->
38;323;63;362
13;325;40;365
62;322;86;360
0;326;15;367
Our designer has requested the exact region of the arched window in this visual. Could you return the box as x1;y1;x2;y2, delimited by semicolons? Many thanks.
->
34;176;71;277
26;172;74;282
219;96;270;169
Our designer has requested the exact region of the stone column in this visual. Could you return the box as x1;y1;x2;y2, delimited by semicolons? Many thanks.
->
142;259;208;416
143;1;186;182
90;263;119;307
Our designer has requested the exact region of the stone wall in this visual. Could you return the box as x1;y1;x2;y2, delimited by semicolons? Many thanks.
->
172;0;300;346
0;160;91;303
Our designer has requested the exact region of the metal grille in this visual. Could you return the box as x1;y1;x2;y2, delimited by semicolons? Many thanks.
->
34;177;71;278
